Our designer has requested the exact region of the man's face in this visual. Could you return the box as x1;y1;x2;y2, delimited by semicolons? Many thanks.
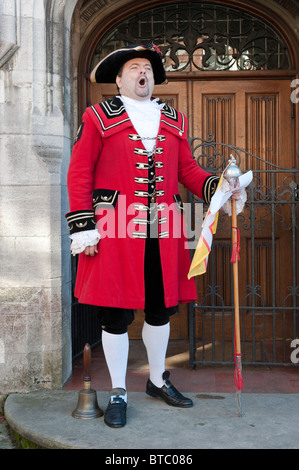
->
116;58;155;100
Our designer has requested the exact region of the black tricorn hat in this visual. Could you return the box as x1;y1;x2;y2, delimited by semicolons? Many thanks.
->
90;44;167;85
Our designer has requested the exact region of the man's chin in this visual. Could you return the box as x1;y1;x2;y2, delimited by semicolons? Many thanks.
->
136;88;150;99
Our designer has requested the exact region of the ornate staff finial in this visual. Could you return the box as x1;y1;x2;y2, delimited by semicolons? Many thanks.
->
223;155;242;188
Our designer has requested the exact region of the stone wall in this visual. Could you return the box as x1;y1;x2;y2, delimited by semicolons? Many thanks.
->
0;0;76;406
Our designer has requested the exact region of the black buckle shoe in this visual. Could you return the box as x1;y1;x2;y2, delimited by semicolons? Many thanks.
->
146;371;193;408
104;388;127;428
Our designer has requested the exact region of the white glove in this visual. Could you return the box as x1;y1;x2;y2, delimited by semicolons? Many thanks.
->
220;179;247;216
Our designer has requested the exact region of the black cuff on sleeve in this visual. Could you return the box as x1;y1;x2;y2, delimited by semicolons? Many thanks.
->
65;209;96;234
202;175;220;204
92;188;120;210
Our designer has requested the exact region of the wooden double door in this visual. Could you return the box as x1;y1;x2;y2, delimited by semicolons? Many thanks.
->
90;78;295;340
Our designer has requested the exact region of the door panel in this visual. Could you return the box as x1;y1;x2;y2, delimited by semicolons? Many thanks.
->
192;79;294;344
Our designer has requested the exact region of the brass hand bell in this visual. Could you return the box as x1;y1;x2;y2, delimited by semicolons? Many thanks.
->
72;343;103;419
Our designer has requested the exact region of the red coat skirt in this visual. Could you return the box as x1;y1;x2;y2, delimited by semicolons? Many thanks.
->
66;97;218;309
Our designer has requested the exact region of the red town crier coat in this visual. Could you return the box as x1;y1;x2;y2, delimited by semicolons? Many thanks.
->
66;97;218;309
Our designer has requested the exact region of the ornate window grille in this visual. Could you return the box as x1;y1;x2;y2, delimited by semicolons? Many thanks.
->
90;2;292;73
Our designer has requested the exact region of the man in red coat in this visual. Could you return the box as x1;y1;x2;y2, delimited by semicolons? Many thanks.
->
66;45;221;428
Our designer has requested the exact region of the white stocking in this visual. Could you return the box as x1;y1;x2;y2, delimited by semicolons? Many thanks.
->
142;321;170;388
101;330;129;401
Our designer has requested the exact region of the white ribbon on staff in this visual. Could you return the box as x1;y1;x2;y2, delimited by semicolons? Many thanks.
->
210;170;253;216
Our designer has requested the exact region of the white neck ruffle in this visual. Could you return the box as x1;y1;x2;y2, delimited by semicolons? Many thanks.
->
118;95;165;152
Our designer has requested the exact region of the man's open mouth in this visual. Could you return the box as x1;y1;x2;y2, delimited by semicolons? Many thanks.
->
138;77;146;87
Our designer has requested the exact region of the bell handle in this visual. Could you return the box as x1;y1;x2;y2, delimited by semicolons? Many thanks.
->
83;343;91;382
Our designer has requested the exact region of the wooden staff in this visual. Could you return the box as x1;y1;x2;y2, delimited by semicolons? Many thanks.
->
224;155;243;417
231;198;243;417
232;200;241;355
